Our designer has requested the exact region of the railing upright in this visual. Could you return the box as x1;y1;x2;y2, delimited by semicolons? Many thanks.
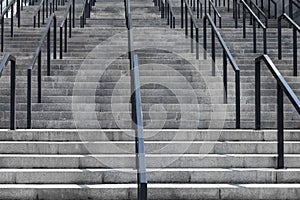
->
160;0;175;28
249;0;268;28
80;0;95;28
27;13;57;128
0;54;16;130
208;0;222;28
255;55;300;169
203;14;241;128
278;13;300;76
1;0;21;52
239;0;267;54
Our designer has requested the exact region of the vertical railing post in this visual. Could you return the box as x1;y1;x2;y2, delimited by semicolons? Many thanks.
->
17;0;20;27
243;3;246;38
185;2;188;36
203;16;207;59
255;59;261;130
43;1;45;24
263;28;267;54
53;17;57;59
253;20;257;53
38;51;42;103
1;17;3;52
278;18;282;60
181;0;184;28
73;0;75;28
27;69;32;129
11;5;14;37
10;59;16;130
197;0;199;18
65;20;67;52
38;11;40;28
211;26;215;76
293;27;297;76
69;6;72;38
47;29;51;76
46;0;48;18
223;50;227;104
277;83;284;169
190;18;193;53
60;26;63;59
236;70;240;129
196;27;199;60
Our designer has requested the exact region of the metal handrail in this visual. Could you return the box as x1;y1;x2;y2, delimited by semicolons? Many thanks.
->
33;0;48;27
124;0;147;199
239;0;267;54
0;54;16;130
27;13;57;129
278;13;300;76
60;0;75;59
182;0;200;59
208;0;222;28
160;0;176;28
255;55;300;169
203;14;241;129
289;0;300;20
249;0;268;28
1;0;21;52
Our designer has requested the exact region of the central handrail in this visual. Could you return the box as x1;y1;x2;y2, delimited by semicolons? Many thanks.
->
255;55;300;169
60;0;75;59
124;0;147;199
0;54;16;130
27;13;57;129
203;14;241;129
278;13;300;76
207;0;222;28
240;0;267;54
1;0;21;52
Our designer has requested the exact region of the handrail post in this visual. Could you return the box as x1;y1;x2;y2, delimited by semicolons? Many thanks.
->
293;26;297;76
69;6;72;38
211;25;215;76
203;16;207;59
17;0;20;27
263;28;267;54
185;2;188;36
277;82;284;169
38;51;42;103
1;17;3;52
60;26;63;59
255;58;261;130
65;20;67;52
73;0;75;28
27;68;32;129
47;29;51;76
43;1;45;24
10;58;16;130
253;20;256;53
190;18;193;53
53;17;57;59
38;11;40;28
243;3;245;38
34;16;36;28
223;50;227;104
197;0;199;18
46;0;48;18
11;4;14;37
278;18;282;60
236;70;240;128
181;0;183;28
268;0;270;18
196;27;199;60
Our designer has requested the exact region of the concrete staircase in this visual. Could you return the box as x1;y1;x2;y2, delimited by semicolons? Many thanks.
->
0;0;299;199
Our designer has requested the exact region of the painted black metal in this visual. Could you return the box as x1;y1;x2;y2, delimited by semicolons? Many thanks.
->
204;14;241;129
60;0;74;59
278;13;300;76
33;0;49;28
240;0;267;54
27;13;57;128
0;54;16;130
80;0;95;28
249;0;268;28
208;0;222;28
255;54;300;169
158;0;175;28
1;0;21;52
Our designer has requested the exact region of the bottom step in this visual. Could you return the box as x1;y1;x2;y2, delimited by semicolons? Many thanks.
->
1;183;300;199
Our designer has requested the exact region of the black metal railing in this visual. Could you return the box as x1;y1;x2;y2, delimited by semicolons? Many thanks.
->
160;0;176;28
207;0;222;28
0;54;16;130
267;0;277;18
181;0;200;59
278;13;300;77
80;0;95;28
124;0;147;199
33;0;48;28
249;0;268;28
239;0;267;54
203;14;241;128
1;0;21;52
255;54;300;169
188;0;203;19
60;0;75;59
27;13;57;128
289;0;300;20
